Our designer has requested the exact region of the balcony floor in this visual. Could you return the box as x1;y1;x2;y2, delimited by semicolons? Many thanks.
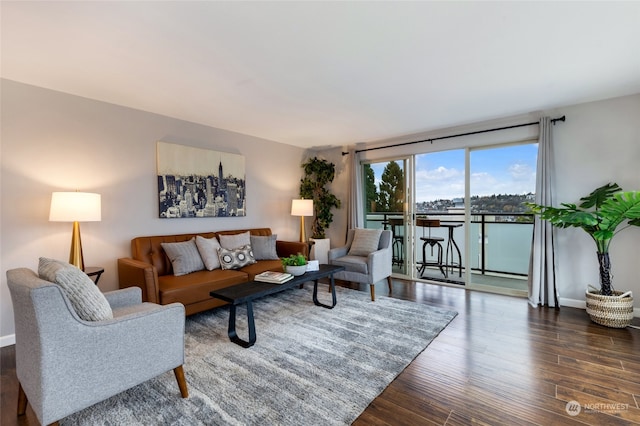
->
394;265;528;293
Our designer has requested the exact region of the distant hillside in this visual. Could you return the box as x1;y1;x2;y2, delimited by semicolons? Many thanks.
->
417;193;535;214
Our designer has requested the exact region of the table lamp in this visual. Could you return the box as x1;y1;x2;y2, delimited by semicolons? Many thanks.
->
291;199;313;243
49;191;102;271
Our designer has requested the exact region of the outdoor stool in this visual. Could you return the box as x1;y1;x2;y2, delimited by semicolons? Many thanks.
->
416;218;447;278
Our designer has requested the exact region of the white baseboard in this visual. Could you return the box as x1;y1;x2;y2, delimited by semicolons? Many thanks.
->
0;334;15;347
559;297;586;309
560;297;640;317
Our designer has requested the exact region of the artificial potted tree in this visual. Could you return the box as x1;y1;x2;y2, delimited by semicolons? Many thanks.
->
299;157;341;264
527;183;640;327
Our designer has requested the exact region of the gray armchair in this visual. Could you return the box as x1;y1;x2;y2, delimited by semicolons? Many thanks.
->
7;268;188;426
328;229;393;301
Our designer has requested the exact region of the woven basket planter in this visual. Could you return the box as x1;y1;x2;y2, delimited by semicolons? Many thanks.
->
585;288;634;328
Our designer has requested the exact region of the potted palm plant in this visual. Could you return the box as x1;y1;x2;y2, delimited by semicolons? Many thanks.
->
526;183;640;327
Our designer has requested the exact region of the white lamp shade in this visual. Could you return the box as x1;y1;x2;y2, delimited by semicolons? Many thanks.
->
49;192;102;222
291;199;313;217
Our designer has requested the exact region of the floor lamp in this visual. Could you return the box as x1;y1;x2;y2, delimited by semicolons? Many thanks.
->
49;192;102;271
291;199;314;243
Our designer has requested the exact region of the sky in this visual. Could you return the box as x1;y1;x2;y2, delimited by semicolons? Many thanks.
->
370;143;538;202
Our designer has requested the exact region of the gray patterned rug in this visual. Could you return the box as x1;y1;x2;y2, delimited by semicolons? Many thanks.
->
63;285;457;425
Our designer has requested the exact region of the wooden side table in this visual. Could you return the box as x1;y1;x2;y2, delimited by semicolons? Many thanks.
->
85;266;105;285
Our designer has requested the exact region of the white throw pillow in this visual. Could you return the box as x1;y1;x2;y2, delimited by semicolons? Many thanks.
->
348;228;383;256
161;238;205;276
195;235;222;270
218;231;251;250
38;257;113;321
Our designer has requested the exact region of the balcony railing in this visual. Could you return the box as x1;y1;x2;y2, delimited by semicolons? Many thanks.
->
365;211;534;279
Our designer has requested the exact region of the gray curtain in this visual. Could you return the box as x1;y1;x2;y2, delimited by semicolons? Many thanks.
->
347;148;364;230
528;116;558;307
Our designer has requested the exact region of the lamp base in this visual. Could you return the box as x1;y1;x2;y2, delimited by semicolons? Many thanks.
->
69;221;85;271
299;216;306;243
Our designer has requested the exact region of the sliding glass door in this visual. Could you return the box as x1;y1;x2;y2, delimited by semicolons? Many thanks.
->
413;150;465;284
360;141;537;294
468;143;537;295
362;157;412;277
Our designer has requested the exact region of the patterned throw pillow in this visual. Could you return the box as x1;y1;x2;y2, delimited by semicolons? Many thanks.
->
348;228;383;256
195;235;222;270
38;257;113;321
161;238;205;276
250;234;279;260
218;231;251;249
218;245;257;270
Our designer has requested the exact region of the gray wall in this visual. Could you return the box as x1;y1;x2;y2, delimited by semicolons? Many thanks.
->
549;94;640;306
1;79;307;343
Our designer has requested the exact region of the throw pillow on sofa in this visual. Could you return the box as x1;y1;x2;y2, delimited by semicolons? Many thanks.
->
195;235;222;270
38;257;113;321
218;245;256;270
218;231;251;249
161;238;205;276
250;234;279;260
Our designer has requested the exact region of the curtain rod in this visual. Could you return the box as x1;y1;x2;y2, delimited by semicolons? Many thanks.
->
341;115;566;155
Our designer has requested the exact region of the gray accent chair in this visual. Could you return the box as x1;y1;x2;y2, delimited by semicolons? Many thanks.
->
328;229;393;301
7;268;188;426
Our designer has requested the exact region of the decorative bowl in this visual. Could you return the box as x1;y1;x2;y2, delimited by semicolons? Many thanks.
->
285;265;307;276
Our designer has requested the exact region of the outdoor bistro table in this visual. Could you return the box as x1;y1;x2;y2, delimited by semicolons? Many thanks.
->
439;222;463;277
416;219;463;278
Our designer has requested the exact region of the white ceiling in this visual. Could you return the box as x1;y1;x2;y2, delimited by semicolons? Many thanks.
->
2;1;640;149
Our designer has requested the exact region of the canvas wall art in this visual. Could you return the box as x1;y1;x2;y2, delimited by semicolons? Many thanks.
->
157;142;246;218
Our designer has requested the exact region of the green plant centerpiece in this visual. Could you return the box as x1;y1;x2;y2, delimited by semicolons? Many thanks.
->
299;157;341;239
526;183;640;327
281;253;308;276
281;253;308;267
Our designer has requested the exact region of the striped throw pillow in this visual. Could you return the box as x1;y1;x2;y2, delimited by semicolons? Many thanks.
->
161;238;205;276
348;228;383;256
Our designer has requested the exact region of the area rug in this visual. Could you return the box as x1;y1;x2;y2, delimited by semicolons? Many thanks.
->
63;285;457;425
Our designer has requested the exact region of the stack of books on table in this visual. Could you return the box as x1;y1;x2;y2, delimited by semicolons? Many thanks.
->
254;271;294;284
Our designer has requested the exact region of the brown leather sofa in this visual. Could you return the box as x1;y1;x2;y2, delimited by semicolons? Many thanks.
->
117;228;307;315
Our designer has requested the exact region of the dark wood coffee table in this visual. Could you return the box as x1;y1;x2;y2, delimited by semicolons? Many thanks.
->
209;264;345;347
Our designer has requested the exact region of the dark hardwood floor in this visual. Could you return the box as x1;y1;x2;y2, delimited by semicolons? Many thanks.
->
3;278;640;425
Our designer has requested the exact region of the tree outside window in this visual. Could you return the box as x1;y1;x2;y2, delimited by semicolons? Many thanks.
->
377;161;404;213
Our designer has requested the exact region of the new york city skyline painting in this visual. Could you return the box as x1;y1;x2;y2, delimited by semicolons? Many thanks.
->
157;141;246;218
